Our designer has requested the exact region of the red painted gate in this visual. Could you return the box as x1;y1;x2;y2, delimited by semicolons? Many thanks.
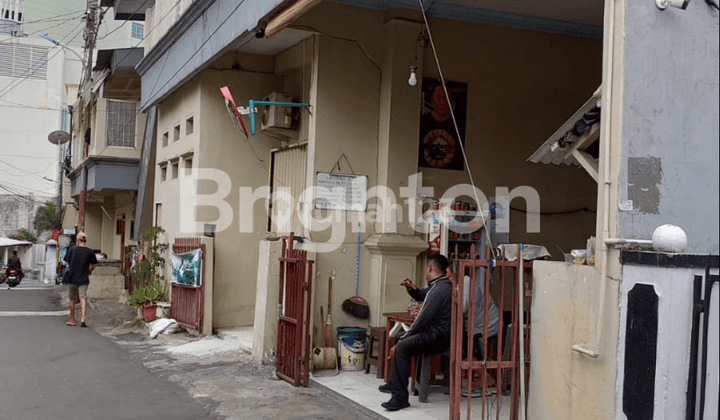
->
450;245;532;420
276;234;314;387
170;237;205;331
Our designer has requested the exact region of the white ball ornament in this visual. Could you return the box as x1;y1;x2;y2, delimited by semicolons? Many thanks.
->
652;224;687;253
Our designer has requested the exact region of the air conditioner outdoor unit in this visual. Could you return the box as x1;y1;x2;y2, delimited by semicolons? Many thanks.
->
260;92;294;131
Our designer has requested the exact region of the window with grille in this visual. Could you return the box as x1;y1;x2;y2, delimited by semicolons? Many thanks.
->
106;100;137;147
131;23;144;39
0;44;49;80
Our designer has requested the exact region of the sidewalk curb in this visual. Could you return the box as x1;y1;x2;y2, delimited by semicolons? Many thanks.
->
309;377;389;420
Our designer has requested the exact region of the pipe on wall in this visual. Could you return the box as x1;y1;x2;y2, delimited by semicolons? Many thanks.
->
572;0;617;359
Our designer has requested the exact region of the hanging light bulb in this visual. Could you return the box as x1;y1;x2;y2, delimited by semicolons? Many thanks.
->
408;66;418;86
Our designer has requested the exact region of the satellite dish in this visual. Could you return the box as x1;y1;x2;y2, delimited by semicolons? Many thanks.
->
48;130;70;145
219;86;249;140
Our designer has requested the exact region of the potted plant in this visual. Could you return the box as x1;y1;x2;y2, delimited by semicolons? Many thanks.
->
128;281;166;322
128;227;168;322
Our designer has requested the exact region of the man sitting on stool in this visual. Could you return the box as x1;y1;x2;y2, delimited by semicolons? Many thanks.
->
379;254;453;411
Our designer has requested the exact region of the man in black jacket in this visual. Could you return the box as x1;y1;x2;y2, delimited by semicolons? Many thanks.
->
379;254;453;411
6;250;23;288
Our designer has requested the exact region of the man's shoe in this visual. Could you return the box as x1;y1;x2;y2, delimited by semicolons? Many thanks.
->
378;383;392;394
381;399;410;411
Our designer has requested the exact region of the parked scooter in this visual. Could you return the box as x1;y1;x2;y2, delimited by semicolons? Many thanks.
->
6;268;22;288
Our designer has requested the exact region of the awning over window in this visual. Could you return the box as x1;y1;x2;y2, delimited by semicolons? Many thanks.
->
528;86;602;182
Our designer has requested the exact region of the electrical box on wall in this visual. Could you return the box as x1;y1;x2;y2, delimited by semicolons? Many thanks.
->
261;92;294;131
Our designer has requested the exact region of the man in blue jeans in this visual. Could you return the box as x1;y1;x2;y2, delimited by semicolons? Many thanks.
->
379;254;453;411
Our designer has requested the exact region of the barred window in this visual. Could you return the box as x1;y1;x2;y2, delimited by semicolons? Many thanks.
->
106;100;137;147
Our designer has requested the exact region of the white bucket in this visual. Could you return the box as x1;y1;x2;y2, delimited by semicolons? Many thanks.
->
338;338;366;371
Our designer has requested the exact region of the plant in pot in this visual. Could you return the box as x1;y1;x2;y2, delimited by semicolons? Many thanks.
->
128;280;166;322
128;227;168;322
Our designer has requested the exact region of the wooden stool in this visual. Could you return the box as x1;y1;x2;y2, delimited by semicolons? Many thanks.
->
365;327;385;378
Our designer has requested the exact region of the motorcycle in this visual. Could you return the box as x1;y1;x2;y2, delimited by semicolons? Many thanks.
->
6;268;21;288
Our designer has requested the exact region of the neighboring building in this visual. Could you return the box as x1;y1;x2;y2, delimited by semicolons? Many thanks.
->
0;0;81;237
67;47;146;259
20;0;143;50
0;193;52;237
0;0;144;238
108;0;717;418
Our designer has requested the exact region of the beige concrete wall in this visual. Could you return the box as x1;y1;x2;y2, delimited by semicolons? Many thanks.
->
290;6;604;361
154;64;284;329
414;19;602;258
89;95;144;159
198;68;284;328
301;3;601;260
528;261;618;420
83;203;103;251
304;33;383;342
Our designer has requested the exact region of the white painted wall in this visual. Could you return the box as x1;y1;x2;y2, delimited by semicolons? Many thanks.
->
0;35;81;237
615;264;720;420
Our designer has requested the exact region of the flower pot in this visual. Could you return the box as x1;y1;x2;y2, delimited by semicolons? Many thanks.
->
142;303;157;322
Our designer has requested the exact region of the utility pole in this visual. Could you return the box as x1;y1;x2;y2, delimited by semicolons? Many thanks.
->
77;0;98;233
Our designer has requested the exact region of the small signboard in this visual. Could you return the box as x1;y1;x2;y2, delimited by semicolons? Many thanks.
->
315;173;367;211
63;227;76;235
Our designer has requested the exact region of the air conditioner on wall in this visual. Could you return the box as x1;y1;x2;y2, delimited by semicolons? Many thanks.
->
260;92;294;131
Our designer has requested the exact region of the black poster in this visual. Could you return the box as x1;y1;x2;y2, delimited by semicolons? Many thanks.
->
418;78;468;171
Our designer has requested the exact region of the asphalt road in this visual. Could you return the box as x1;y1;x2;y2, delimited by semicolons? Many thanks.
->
0;284;216;420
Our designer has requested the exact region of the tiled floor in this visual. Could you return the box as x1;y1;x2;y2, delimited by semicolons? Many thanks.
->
312;368;512;420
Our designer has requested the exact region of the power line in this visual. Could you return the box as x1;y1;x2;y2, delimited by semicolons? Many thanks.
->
0;153;57;160
95;0;153;41
18;9;85;25
0;21;85;99
0;160;55;179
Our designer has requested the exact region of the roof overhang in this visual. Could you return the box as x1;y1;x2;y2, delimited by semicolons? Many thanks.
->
528;86;602;182
0;238;33;247
100;0;153;21
94;48;143;101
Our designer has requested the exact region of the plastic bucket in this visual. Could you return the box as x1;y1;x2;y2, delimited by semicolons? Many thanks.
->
337;327;367;371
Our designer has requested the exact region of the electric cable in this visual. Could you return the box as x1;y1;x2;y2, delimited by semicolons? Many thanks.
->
16;9;85;25
95;0;154;41
0;21;85;99
417;0;497;259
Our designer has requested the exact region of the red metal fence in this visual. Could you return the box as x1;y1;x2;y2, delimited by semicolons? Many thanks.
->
170;237;206;331
450;245;532;420
276;234;314;387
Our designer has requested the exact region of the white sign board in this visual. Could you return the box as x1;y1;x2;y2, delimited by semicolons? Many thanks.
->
315;173;367;211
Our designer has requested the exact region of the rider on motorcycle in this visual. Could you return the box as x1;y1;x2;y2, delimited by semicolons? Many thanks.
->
7;250;23;286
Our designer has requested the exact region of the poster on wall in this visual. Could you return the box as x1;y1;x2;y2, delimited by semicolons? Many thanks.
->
418;78;468;171
315;172;368;211
170;249;203;287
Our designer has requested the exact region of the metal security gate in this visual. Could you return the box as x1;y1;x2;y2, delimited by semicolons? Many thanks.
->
276;233;314;387
170;237;205;331
686;261;720;420
450;245;532;420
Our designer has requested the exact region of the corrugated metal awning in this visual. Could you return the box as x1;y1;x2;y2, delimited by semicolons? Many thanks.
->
527;86;602;182
0;238;32;247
